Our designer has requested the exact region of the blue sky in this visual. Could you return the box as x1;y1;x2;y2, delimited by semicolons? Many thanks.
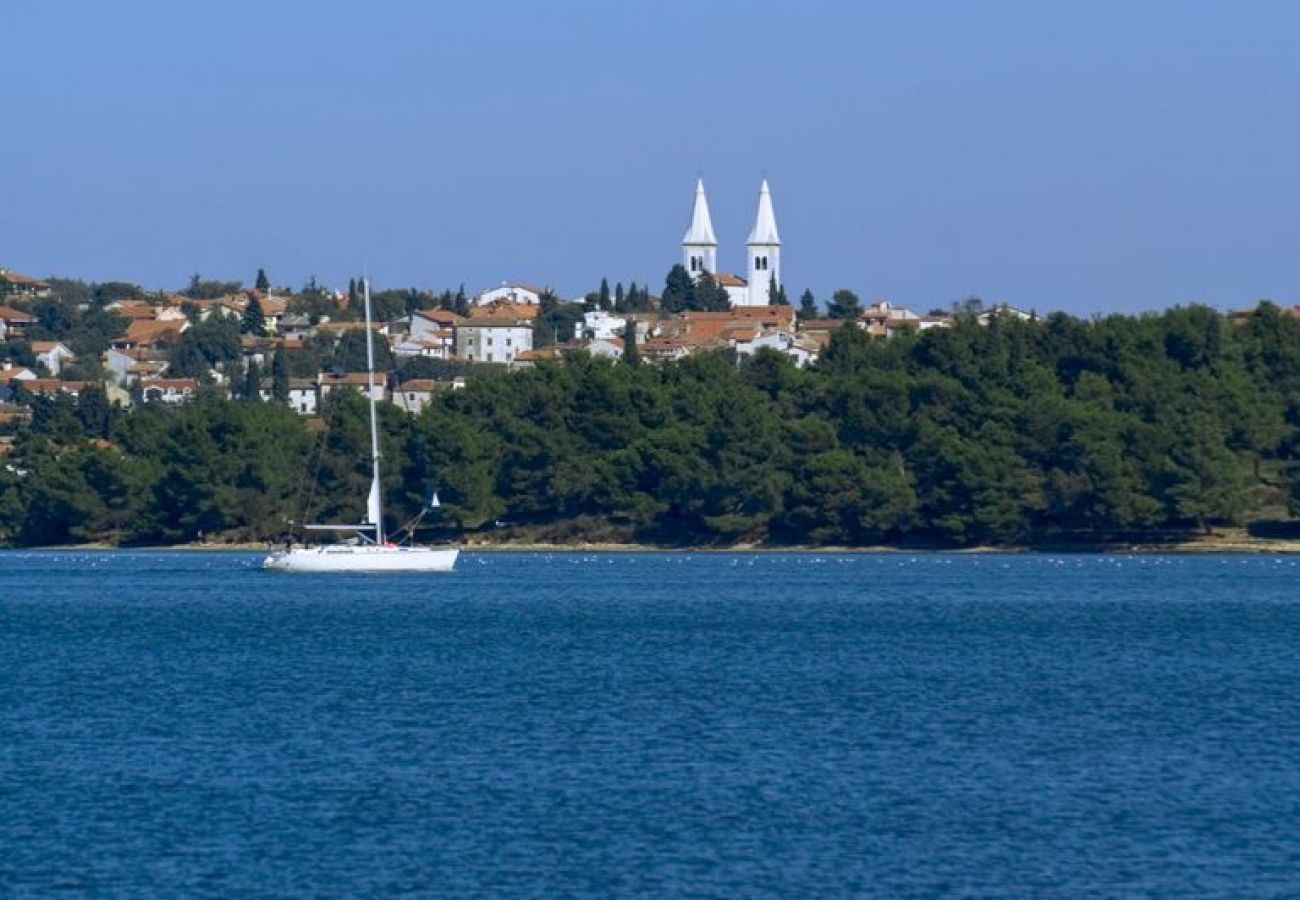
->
3;0;1298;314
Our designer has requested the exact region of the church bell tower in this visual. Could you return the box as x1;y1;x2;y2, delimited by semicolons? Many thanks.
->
681;178;718;277
745;179;781;306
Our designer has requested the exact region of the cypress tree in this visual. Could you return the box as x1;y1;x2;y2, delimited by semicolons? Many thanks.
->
241;293;267;336
243;359;263;401
271;349;290;402
255;268;270;291
598;278;611;311
798;289;818;320
622;317;639;366
615;282;625;312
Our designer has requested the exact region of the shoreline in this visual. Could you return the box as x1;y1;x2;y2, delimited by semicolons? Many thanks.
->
15;532;1300;555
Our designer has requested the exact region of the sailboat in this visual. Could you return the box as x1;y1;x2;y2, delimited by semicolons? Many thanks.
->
263;279;460;573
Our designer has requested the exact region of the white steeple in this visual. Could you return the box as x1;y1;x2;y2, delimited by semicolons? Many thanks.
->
745;179;781;306
681;178;718;277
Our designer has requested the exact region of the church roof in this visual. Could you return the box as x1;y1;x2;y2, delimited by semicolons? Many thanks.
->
747;179;781;246
681;178;717;247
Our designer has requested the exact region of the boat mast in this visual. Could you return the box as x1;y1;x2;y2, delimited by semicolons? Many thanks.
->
363;277;385;544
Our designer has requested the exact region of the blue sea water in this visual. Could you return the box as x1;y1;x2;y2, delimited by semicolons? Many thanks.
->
2;551;1299;898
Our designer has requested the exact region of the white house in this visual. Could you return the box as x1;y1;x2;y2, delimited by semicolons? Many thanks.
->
30;341;75;376
978;304;1036;324
475;283;545;307
259;377;319;415
393;379;443;413
574;309;627;341
455;318;533;364
733;330;818;368
317;372;385;403
584;336;624;360
135;378;199;404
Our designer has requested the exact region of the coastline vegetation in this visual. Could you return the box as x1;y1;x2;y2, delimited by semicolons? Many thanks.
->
4;303;1300;549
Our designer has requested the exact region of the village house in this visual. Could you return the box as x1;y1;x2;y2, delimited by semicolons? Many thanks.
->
639;336;692;363
104;347;169;386
258;377;319;414
455;316;534;365
475;282;546;306
0;268;51;300
977;304;1036;324
509;348;560;369
583;336;625;361
111;318;188;352
30;341;76;376
732;330;820;367
18;379;96;399
574;309;626;341
393;309;458;359
0;361;37;382
394;378;458;413
106;300;188;323
134;378;200;405
317;372;386;403
0;305;34;339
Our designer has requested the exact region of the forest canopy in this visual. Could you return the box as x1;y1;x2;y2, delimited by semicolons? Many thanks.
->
3;303;1300;548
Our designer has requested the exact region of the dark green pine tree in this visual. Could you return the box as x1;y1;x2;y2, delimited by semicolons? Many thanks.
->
76;385;113;438
347;278;358;310
454;285;469;317
255;268;270;291
271;349;290;402
827;289;862;320
661;264;694;313
598;278;611;311
241;293;267;336
622;317;639;366
691;271;732;312
614;282;625;312
798;289;818;320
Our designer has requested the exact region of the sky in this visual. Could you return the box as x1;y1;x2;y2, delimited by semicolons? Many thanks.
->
3;0;1299;315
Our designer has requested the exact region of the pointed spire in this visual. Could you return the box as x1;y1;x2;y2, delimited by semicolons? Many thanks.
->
747;179;781;246
682;178;718;246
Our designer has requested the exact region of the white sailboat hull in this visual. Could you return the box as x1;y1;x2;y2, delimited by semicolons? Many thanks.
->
263;545;460;573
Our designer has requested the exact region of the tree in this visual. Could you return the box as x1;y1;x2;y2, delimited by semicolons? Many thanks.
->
76;385;113;438
243;359;263;401
769;276;789;305
185;273;243;300
598;278;611;311
271;349;290;402
622;318;639;367
329;328;394;373
827;289;862;320
798;289;818;320
241;293;267;336
690;272;732;312
255;268;270;291
661;264;694;314
614;282;626;312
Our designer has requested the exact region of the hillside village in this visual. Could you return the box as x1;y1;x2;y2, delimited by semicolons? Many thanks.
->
0;268;964;424
0;181;1006;445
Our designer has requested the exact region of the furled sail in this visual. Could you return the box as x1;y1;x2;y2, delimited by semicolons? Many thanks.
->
365;476;382;526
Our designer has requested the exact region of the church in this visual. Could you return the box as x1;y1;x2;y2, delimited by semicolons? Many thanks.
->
681;179;782;307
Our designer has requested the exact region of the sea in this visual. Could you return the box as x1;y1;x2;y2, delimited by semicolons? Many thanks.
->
2;551;1299;898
